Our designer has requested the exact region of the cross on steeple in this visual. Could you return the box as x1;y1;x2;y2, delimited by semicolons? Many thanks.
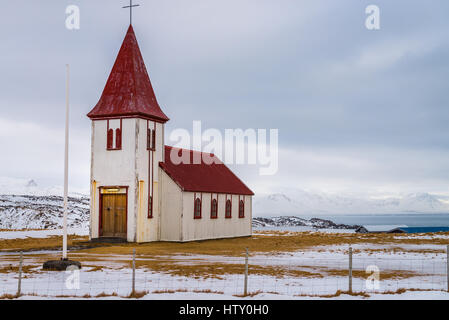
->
122;0;140;25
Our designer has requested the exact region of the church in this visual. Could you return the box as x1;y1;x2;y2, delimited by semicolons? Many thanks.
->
87;24;254;242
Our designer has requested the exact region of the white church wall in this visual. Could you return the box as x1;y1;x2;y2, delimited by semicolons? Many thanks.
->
181;192;252;242
135;119;165;242
90;118;253;243
159;169;184;241
90;118;138;242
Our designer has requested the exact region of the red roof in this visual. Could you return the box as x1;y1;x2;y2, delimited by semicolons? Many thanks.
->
159;146;254;196
87;25;169;122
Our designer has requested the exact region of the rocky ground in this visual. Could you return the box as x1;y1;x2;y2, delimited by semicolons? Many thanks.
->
252;216;360;230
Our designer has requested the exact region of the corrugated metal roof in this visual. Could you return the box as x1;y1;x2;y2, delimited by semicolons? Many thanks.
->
159;146;254;196
87;25;169;122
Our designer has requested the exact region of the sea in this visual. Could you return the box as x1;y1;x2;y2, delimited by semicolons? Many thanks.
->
255;213;449;233
307;213;449;233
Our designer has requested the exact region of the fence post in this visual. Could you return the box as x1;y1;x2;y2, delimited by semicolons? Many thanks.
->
244;248;249;296
446;245;449;293
17;251;23;297
132;248;136;295
348;247;353;293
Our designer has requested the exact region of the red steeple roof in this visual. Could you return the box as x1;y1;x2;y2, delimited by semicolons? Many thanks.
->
87;25;169;122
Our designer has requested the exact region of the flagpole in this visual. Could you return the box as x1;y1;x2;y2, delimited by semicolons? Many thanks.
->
63;64;69;260
42;64;80;270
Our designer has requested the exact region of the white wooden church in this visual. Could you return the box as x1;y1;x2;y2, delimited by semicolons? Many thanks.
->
87;25;254;242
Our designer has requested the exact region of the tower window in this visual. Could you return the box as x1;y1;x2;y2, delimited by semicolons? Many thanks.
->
106;119;122;150
194;198;202;219
115;128;122;149
147;128;156;151
152;129;156;150
107;129;114;150
211;198;218;219
147;129;152;150
225;199;232;218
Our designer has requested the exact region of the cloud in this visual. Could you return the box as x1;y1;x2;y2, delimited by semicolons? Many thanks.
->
1;1;449;203
240;145;449;196
0;117;89;191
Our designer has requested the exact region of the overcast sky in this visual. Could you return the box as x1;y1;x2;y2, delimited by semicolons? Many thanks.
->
0;1;448;197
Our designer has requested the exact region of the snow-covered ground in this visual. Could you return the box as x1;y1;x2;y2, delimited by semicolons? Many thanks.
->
0;255;446;299
0;178;447;300
0;232;447;300
12;289;449;300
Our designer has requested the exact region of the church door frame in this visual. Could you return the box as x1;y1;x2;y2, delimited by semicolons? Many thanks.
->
99;186;128;239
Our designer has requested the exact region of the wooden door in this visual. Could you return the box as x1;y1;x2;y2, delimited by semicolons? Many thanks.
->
101;194;127;238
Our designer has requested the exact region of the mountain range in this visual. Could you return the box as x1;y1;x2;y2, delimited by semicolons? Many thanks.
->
1;177;448;229
254;190;449;216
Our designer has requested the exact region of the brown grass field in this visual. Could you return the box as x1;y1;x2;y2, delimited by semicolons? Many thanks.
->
0;230;447;281
1;230;448;255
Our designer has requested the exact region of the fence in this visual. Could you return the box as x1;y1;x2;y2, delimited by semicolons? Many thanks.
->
0;245;448;298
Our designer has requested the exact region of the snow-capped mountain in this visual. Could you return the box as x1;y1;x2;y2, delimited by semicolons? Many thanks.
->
0;177;89;230
1;176;448;230
0;194;89;230
254;190;449;216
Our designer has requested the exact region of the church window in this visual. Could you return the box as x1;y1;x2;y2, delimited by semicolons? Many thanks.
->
106;119;122;150
147;129;152;150
107;129;114;150
115;128;122;149
147;128;156;151
148;195;153;218
194;198;202;219
211;198;218;219
225;199;232;218
239;199;245;218
152;129;156;150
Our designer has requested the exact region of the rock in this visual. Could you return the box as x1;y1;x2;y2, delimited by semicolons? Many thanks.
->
43;259;81;271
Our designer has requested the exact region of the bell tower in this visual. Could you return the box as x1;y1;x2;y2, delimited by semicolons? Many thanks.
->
87;25;169;242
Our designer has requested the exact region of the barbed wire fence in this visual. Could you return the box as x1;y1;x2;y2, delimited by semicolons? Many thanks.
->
1;245;448;298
